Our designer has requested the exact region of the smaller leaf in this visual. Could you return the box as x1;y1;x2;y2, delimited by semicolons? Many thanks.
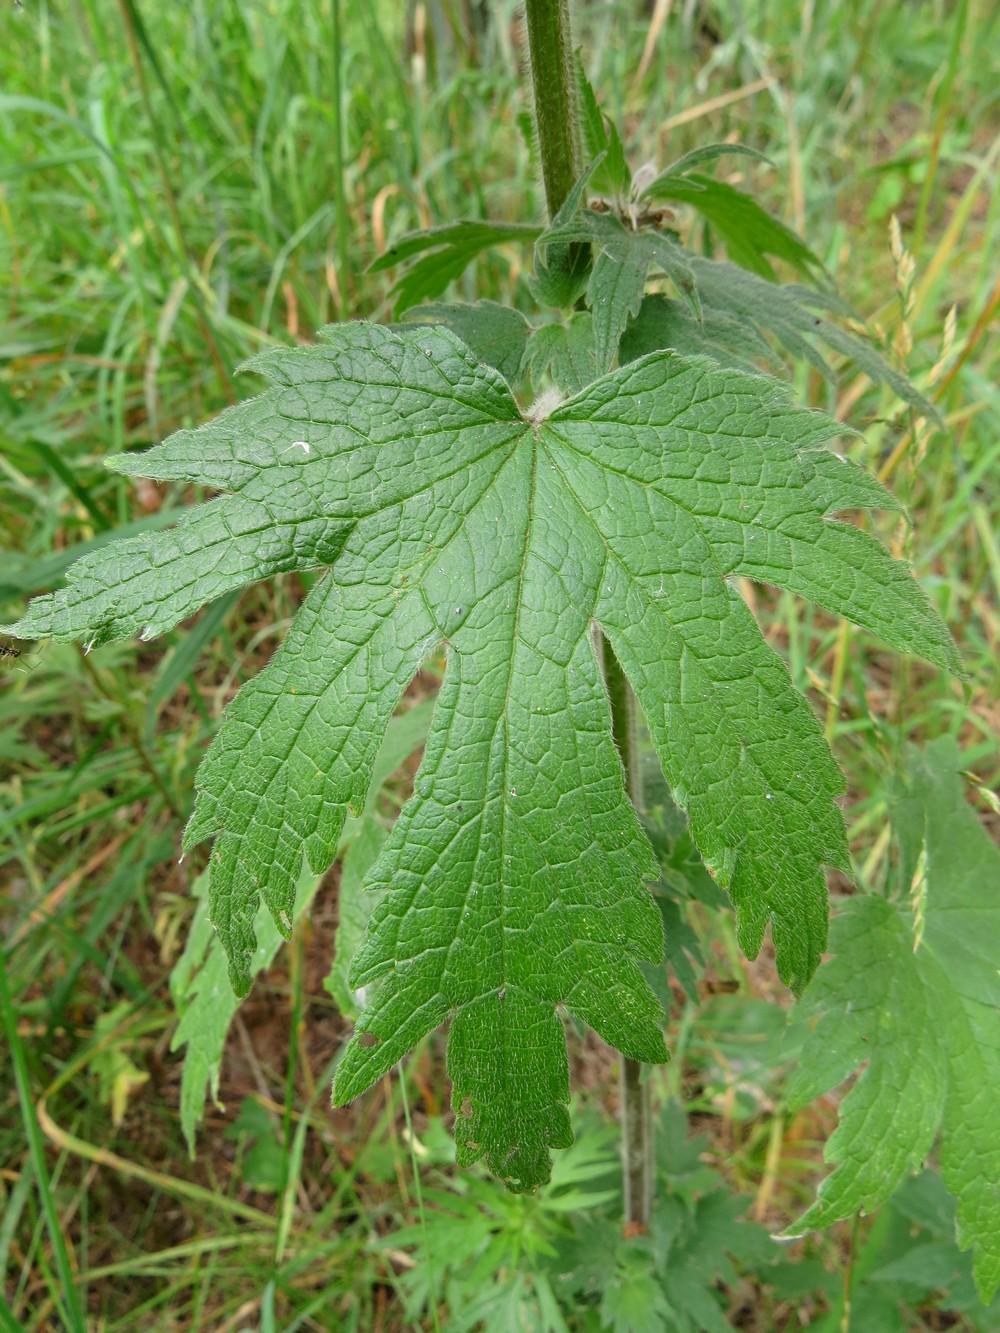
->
788;739;1000;1302
652;142;773;180
785;894;947;1228
647;174;822;280
403;301;530;386
370;220;541;315
530;157;605;310
521;314;597;395
620;293;781;374
541;209;700;368
225;1099;285;1192
574;52;630;197
327;700;434;1018
326;821;388;1021
600;1266;672;1333
688;258;939;419
170;864;320;1149
369;220;542;273
650;896;703;1002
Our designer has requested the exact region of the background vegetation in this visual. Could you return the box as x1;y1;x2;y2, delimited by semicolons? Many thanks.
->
1;0;997;1328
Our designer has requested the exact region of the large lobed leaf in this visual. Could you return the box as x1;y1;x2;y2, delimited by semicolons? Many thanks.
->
4;323;957;1187
788;738;1000;1301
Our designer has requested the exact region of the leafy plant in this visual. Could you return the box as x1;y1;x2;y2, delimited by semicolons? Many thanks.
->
788;738;1000;1300
4;314;956;1187
3;0;988;1300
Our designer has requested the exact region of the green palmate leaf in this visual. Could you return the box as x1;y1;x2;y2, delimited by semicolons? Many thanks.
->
785;895;948;1222
370;220;542;314
788;738;1000;1301
5;324;957;1188
643;174;822;281
402;301;530;386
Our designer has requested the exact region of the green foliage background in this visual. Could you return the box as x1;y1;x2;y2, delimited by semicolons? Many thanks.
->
0;0;997;1329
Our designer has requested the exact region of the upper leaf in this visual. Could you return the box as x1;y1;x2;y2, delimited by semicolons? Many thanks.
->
642;173;822;281
542;208;701;371
574;52;630;199
788;738;1000;1302
402;301;530;386
685;258;938;418
370;220;542;314
4;324;958;1188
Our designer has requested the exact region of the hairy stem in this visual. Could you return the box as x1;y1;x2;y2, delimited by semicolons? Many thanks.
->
603;637;654;1232
523;0;581;218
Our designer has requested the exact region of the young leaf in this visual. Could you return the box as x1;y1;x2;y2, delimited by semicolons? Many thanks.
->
529;157;604;311
522;313;598;396
5;325;956;1189
686;258;938;417
369;220;542;314
653;143;773;180
402;300;530;385
643;174;822;281
574;52;630;198
788;738;1000;1302
542;209;700;370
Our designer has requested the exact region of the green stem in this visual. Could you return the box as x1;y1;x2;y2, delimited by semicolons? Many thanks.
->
602;636;653;1232
523;0;581;219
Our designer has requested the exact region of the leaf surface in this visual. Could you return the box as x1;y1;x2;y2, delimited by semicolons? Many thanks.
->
574;55;630;199
170;865;320;1149
620;293;781;375
5;324;956;1187
523;313;598;395
686;258;937;417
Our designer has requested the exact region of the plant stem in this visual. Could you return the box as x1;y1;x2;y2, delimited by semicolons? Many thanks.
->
523;0;654;1234
523;0;581;218
603;637;654;1232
